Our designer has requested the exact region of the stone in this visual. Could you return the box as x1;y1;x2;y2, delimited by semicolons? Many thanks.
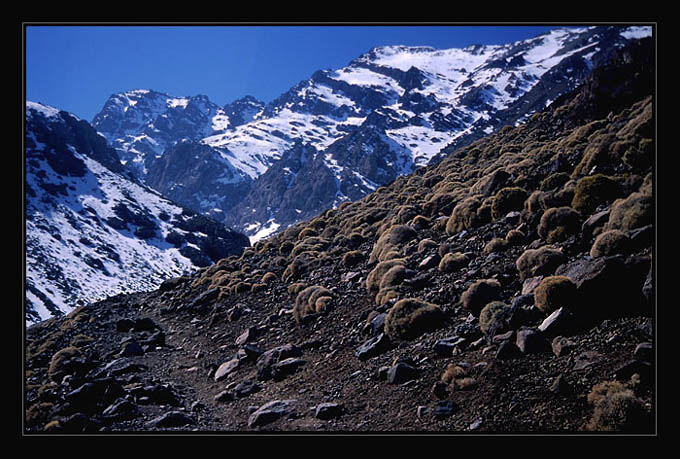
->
102;398;138;420
115;318;134;332
248;400;297;428
315;402;343;420
521;276;544;295
433;400;457;419
366;313;387;336
146;411;195;428
615;359;652;384
516;328;549;354
495;341;522;360
355;333;391;361
214;390;235;403
103;358;147;377
633;342;653;362
214;359;240;382
271;358;306;381
236;344;265;362
538;307;576;338
419;255;441;270
551;336;577;357
236;326;259;345
256;344;303;381
119;340;144;357
142;384;181;406
432;381;449;399
550;374;572;395
133;317;157;332
232;380;261;399
492;330;515;344
433;336;466;356
387;362;419;384
572;351;602;371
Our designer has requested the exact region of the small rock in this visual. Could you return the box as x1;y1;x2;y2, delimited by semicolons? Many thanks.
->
614;359;652;384
516;328;549;354
551;336;577;357
387;363;419;384
495;341;522;360
572;351;602;371
419;255;441;270
550;374;572;395
115;318;135;333
492;330;515;344
538;307;575;338
214;390;235;403
214;359;240;382
271;358;306;381
102;398;138;420
146;411;195;428
315;402;343;420
119;340;144;357
248;400;297;428
235;326;259;346
355;333;391;361
432;382;449;399
433;400;457;419
633;342;653;362
417;405;429;418
433;336;466;356
522;276;544;295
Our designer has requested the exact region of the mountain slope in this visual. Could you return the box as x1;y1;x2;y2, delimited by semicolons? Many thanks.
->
24;37;655;434
25;103;250;323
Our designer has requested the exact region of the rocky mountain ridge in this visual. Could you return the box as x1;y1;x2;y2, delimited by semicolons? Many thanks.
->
92;26;652;241
25;37;655;434
25;103;250;323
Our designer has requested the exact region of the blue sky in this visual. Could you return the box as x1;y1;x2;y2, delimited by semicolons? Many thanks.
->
25;25;568;121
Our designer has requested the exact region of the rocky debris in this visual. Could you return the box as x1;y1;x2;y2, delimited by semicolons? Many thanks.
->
271;358;306;381
515;328;550;354
315;402;343;420
387;362;420;384
256;344;303;381
433;400;458;419
551;337;577;357
146;411;196;429
550;374;572;395
248;400;297;428
214;359;240;382
119;340;144;357
495;341;522;360
433;336;466;356
633;342;652;362
538;307;577;338
102;398;138;420
355;333;391;361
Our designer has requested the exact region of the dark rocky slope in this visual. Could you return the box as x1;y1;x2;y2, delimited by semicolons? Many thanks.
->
24;39;655;434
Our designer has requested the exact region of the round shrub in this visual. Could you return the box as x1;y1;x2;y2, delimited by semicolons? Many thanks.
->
484;238;508;254
369;225;418;264
479;301;511;334
441;364;467;384
590;230;631;258
297;227;318;240
366;259;405;294
438;252;469;272
533;276;577;314
540;172;571;192
376;288;399;306
516;246;566;281
538;207;582;243
446;196;483;235
460;279;502;317
278;241;294;255
411;215;431;230
417;238;438;253
287;283;306;296
261;272;278;284
384;298;444;340
586;381;649;432
379;265;408;291
605;192;653;233
48;346;82;383
571;174;621;215
342;250;364;268
491;187;528;220
294;285;333;322
505;229;525;245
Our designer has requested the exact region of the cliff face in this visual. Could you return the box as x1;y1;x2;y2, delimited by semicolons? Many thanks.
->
24;38;655;434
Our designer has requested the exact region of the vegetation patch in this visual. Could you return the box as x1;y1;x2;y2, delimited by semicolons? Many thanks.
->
538;207;582;243
460;279;502;317
384;298;444;340
533;276;577;314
